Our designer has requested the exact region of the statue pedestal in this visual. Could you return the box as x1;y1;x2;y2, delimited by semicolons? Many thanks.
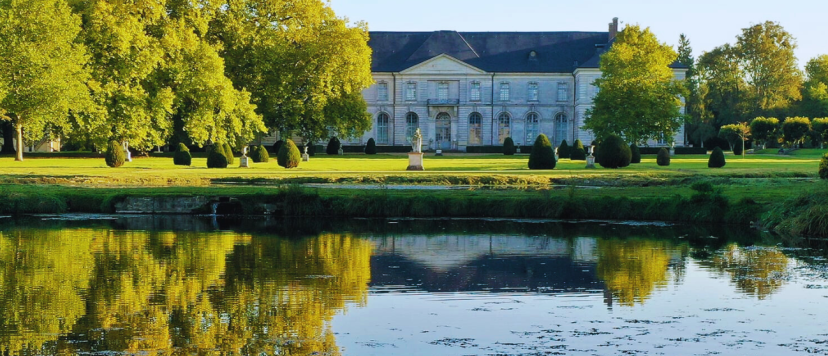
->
124;150;132;162
407;152;424;171
302;153;310;162
585;155;596;169
239;155;250;168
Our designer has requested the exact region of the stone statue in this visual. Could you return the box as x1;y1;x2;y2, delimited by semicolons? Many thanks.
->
412;128;423;153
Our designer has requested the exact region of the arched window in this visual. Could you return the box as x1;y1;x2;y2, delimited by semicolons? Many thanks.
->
498;113;511;143
555;113;568;145
525;113;539;144
469;113;482;145
405;112;419;143
377;113;389;144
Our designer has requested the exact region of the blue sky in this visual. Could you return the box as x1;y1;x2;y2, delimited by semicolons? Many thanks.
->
329;0;827;69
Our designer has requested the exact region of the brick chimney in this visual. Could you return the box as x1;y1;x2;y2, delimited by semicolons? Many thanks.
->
608;17;619;42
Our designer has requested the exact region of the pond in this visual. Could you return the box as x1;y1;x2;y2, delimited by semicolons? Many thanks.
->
0;215;827;355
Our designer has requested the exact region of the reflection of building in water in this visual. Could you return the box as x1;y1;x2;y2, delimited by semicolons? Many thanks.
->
367;235;609;299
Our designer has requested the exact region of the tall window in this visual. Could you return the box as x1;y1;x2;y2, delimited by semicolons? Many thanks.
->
557;82;568;102
469;113;482;145
470;81;481;101
406;82;417;101
377;113;389;144
657;133;667;146
377;83;388;101
405;112;419;142
555;113;568;145
499;82;510;101
528;82;539;101
525;113;539;144
498;113;511;143
438;82;449;101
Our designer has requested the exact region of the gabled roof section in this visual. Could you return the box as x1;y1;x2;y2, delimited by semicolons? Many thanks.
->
369;31;611;74
400;54;487;75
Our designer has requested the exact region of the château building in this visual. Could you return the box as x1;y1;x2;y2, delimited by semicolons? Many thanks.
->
345;18;687;151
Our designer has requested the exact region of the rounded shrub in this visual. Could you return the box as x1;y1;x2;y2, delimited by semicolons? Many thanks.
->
278;139;302;169
105;140;126;168
570;139;587;160
173;143;191;166
250;145;269;163
733;141;744;156
596;134;631;169
207;145;228;168
708;147;726;168
657;147;671;166
272;140;285;155
503;137;516;156
222;143;235;165
630;144;641;164
820;153;828;179
558;140;570;159
326;137;342;155
528;134;556;170
365;138;377;154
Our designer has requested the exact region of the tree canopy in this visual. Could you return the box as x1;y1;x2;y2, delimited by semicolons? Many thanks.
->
583;25;686;144
802;55;828;118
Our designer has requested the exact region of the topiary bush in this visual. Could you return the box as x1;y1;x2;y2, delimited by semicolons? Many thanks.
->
105;140;126;168
528;134;556;170
503;137;516;155
173;143;191;166
708;147;726;168
558;140;570;159
596;134;631;169
207;145;228;168
272;140;285;155
278;139;301;169
570;139;587;160
733;141;744;156
630;144;641;164
819;153;828;179
326;137;342;155
305;143;317;156
222;143;235;165
365;138;377;154
250;144;269;163
657;147;671;166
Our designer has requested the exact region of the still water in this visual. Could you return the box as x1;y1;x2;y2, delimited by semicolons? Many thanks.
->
1;215;827;355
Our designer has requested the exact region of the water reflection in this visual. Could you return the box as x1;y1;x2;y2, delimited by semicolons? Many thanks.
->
0;216;822;355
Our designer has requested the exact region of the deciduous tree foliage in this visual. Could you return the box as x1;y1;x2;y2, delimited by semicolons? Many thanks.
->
697;44;748;128
212;0;373;143
749;117;780;149
781;116;811;147
718;122;750;156
584;25;686;144
811;118;828;148
802;55;828;118
0;0;90;161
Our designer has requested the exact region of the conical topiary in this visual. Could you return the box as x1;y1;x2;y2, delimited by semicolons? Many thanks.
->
708;147;726;168
222;143;235;165
558;140;570;159
657;147;671;166
105;140;126;168
503;137;516;156
596;134;632;169
326;137;341;155
250;144;269;163
570;139;587;160
528;134;556;170
630;144;641;164
365;138;377;155
820;153;828;179
278;139;302;169
207;146;228;168
272;140;285;155
174;143;191;166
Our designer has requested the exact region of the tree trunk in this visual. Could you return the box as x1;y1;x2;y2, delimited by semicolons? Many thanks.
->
15;121;24;161
1;120;16;154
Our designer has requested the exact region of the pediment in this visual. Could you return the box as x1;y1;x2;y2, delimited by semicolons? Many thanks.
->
400;54;487;75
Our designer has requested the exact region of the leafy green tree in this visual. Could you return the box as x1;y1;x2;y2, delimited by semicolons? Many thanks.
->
0;0;89;161
811;118;828;148
678;34;702;143
528;134;555;170
584;25;686;144
749;117;780;149
802;55;828;118
697;45;748;128
719;122;750;157
736;21;802;118
820;153;828;179
782;117;811;147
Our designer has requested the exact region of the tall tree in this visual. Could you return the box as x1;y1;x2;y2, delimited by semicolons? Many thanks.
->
736;21;802;118
584;25;686;144
677;34;703;145
697;45;748;129
802;55;828;118
213;0;374;143
0;0;89;161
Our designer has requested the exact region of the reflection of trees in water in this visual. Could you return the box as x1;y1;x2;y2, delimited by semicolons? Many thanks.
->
701;244;791;300
0;229;371;355
596;239;676;307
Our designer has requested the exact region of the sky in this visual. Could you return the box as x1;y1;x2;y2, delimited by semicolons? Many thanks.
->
329;0;828;68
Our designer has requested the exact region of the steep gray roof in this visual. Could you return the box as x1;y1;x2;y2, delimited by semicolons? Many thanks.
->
369;31;609;73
